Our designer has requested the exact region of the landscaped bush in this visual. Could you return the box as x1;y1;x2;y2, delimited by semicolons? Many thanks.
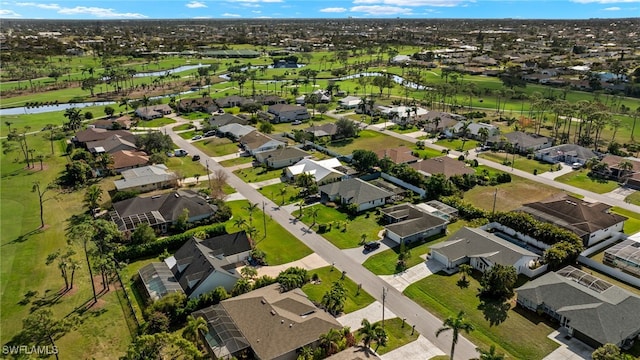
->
115;224;226;261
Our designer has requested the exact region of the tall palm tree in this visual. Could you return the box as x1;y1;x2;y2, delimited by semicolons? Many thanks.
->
233;217;248;230
459;264;472;282
182;315;208;349
310;206;320;226
319;328;342;356
83;185;103;213
618;160;634;181
459;121;471;151
244;202;259;225
357;319;382;350
435;310;475;360
474;345;505;360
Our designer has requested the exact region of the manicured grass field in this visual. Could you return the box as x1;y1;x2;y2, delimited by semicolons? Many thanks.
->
295;205;384;249
134;117;175;128
363;220;468;275
387;124;422;134
257;182;302;206
369;317;420;355
404;272;559;360
435;138;480;152
412;146;445;159
301;266;375;314
224;200;312;265
172;123;195;131
192;137;240;157
233;166;283;183
218;156;253;167
611;206;640;235
464;178;561;212
624;191;640;206
555;170;620;194
479;151;557;174
165;156;207;178
326;130;415;155
178;130;197;139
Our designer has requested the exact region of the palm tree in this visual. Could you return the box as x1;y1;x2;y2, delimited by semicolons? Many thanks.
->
618;160;634;181
233;217;248;230
83;185;103;213
458;121;471;151
319;328;342;356
459;264;472;282
297;200;305;219
244;202;259;225
474;345;506;360
435;310;475;360
478;127;489;147
279;186;288;206
358;319;386;351
310;206;319;226
182;315;207;349
5;121;13;133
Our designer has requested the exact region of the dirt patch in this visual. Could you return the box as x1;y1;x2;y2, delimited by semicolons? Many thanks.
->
464;178;561;212
26;164;50;172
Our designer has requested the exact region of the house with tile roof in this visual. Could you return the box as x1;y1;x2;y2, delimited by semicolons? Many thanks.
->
519;194;626;247
135;104;172;120
429;227;541;275
73;128;136;148
319;178;393;212
138;231;251;301
254;147;310;169
375;147;419;164
410;156;475;178
487;131;553;152
516;266;640;349
86;134;138;154
209;113;249;128
193;283;342;360
110;150;149;173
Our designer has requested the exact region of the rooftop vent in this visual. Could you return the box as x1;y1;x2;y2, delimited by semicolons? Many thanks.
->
270;310;276;316
261;299;266;305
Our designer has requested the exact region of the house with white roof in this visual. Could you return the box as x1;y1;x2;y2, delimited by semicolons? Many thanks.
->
284;158;345;185
114;164;178;192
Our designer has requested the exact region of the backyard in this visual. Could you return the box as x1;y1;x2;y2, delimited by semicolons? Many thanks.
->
301;266;375;314
294;204;384;249
555;170;620;194
404;272;559;360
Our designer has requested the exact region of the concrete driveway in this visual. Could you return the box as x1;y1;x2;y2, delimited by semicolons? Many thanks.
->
342;237;395;264
337;301;396;331
380;335;446;360
542;330;593;360
537;163;574;180
253;253;329;277
379;260;444;292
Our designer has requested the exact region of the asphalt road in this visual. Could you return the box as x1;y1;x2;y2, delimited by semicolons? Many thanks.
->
163;124;480;360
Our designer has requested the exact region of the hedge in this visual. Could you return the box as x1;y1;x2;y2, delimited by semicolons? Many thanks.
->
115;224;226;261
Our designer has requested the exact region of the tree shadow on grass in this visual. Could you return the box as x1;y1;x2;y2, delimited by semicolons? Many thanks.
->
477;296;510;327
457;278;470;289
2;227;44;246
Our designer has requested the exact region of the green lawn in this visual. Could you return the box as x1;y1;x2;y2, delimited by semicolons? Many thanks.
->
387;124;422;135
412;147;445;159
611;207;640;235
301;266;375;314
363;220;468;275
178;130;197;139
624;191;640;207
165;156;207;178
192;137;240;157
435;138;480;152
555;170;620;194
479;152;558;174
172;123;195;131
134;117;176;128
257;182;302;206
224;200;312;265
233;166;283;183
218;156;253;167
326;130;415;155
369;317;420;355
295;205;384;249
464;177;561;212
404;272;559;360
180;111;210;120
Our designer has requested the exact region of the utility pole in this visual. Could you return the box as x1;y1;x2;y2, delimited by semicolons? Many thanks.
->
206;159;212;190
382;287;388;329
492;188;498;214
262;201;267;239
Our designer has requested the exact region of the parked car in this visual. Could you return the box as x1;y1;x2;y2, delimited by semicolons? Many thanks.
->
364;241;380;251
192;154;201;161
571;162;583;170
292;120;302;125
204;131;216;137
192;135;203;141
174;149;188;157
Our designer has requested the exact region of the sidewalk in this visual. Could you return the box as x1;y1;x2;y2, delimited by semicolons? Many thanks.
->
380;335;446;360
337;301;396;331
378;259;444;292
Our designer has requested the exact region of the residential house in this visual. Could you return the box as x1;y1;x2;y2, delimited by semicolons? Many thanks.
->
215;95;247;108
319;178;393;212
519;194;626;247
239;131;286;155
422;111;464;132
378;105;429;126
110;150;149;173
410;156;475;178
114;164;178;192
110;190;217;233
135;104;172;120
254;147;310;169
429;227;541;275
86;134;138;154
138;231;252;301
193;283;342;360
178;97;219;114
73;128;136;148
604;239;640;277
380;203;448;244
91;115;132;130
304;123;339;140
598;155;640;182
209;113;249;128
296;90;331;104
447;121;499;139
285;158;345;185
218;123;256;141
535;144;598;166
257;95;287;105
338;96;363;109
267;104;310;123
487;131;553;152
516;266;640;349
375;147;419;164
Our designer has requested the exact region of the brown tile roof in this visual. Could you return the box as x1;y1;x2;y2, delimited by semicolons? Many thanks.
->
374;147;419;164
410;156;475;178
74;128;136;144
600;155;640;172
110;150;149;170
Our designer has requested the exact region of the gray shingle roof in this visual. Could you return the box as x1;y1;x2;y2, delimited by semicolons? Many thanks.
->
319;178;392;206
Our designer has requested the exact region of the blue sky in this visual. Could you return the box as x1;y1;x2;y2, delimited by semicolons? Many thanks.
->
0;0;638;19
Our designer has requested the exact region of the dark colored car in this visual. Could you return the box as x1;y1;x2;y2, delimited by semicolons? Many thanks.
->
364;241;380;251
192;154;201;161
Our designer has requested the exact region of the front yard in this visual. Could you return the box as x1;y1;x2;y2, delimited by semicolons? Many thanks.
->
257;182;303;206
555;170;620;194
326;130;415;155
478;151;559;175
301;266;375;314
233;166;283;183
404;272;559;360
294;204;384;249
192;137;240;157
435;138;480;151
165;156;207;178
134;117;176;127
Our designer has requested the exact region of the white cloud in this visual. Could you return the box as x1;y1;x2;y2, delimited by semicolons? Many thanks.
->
57;6;147;18
603;6;622;9
571;0;639;3
15;2;60;9
186;1;207;8
0;9;21;17
222;12;241;17
252;10;262;13
320;7;347;12
353;0;462;6
234;0;283;2
350;5;413;14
